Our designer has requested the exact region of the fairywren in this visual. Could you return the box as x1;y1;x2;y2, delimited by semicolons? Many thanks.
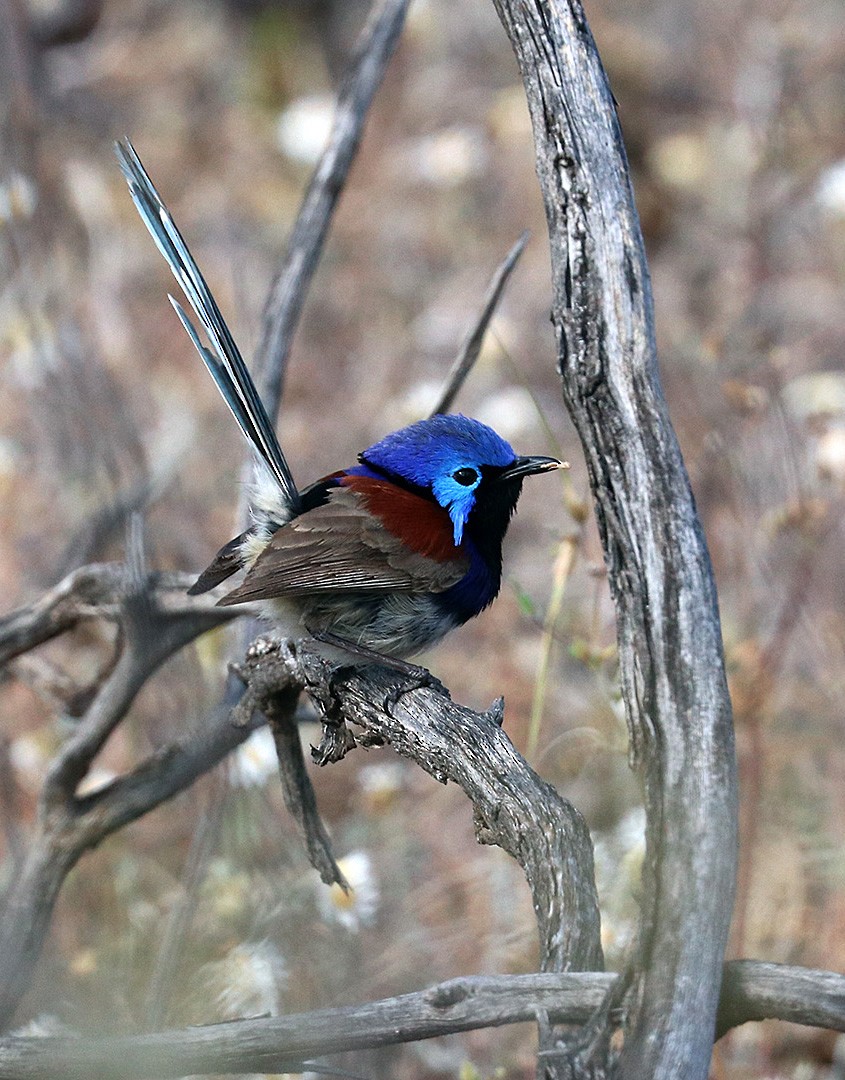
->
117;140;561;659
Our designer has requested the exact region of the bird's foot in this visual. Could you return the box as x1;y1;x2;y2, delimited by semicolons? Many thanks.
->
308;630;449;710
381;664;447;710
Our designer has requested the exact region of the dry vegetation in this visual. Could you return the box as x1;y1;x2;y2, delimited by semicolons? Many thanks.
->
1;0;844;1076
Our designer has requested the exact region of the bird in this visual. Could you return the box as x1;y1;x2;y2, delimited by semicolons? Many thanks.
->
116;139;562;661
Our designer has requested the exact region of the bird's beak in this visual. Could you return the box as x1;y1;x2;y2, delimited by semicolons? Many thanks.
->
498;455;566;482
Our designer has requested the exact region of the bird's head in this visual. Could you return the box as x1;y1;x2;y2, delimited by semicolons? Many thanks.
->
359;414;560;545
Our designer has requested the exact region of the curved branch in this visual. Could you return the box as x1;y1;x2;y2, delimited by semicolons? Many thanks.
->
717;961;845;1038
238;639;602;973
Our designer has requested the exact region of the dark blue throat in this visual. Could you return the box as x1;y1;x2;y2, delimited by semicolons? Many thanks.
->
436;476;525;624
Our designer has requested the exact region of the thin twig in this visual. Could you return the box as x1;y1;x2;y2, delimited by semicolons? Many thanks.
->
232;641;346;888
429;231;529;417
0;564;227;667
255;0;411;417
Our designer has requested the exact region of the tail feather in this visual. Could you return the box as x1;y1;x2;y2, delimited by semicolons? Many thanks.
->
115;138;301;516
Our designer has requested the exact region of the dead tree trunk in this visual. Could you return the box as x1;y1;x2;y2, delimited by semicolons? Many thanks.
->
490;2;739;1077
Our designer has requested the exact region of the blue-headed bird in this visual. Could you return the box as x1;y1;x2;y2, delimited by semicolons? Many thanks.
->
117;140;560;661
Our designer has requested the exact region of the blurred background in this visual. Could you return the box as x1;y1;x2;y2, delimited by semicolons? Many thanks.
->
1;0;844;1076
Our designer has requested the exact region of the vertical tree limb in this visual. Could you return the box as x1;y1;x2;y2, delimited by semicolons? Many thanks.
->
254;0;411;417
489;2;738;1078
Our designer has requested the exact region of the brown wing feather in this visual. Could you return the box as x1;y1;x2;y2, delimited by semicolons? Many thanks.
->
218;485;466;605
187;531;250;595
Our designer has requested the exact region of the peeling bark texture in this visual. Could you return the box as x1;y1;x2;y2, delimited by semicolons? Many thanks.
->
489;2;738;1078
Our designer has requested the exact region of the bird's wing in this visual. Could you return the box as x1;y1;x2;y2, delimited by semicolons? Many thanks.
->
218;481;467;604
187;531;251;595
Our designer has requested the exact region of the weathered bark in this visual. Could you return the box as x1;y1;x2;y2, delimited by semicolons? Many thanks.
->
489;2;738;1077
0;962;843;1079
239;639;603;973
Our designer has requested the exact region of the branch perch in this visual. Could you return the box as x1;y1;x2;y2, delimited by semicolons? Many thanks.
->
237;638;602;974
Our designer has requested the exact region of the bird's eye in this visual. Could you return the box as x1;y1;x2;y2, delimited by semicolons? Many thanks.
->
452;467;479;487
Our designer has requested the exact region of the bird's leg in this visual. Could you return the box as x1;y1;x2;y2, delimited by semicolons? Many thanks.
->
308;630;449;707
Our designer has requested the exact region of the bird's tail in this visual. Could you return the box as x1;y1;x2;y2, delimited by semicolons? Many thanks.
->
115;139;301;519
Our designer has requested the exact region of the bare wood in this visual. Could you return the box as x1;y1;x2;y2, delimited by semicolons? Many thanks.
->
489;2;738;1077
430;231;529;417
0;552;243;1031
233;644;347;888
717;961;845;1038
0;973;616;1079
238;639;602;973
254;0;410;417
0;563;224;666
0;961;843;1079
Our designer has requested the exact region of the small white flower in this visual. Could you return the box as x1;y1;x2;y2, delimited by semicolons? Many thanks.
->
9;733;53;794
230;726;278;788
198;941;287;1020
475;386;538;440
398;379;443;422
318;850;379;932
276;95;335;166
816;426;845;485
817;159;845;217
357;762;405;812
401;126;490;188
0;173;37;223
11;1014;70;1038
782;372;845;422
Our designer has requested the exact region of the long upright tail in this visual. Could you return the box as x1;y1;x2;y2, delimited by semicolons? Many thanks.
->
115;139;301;517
